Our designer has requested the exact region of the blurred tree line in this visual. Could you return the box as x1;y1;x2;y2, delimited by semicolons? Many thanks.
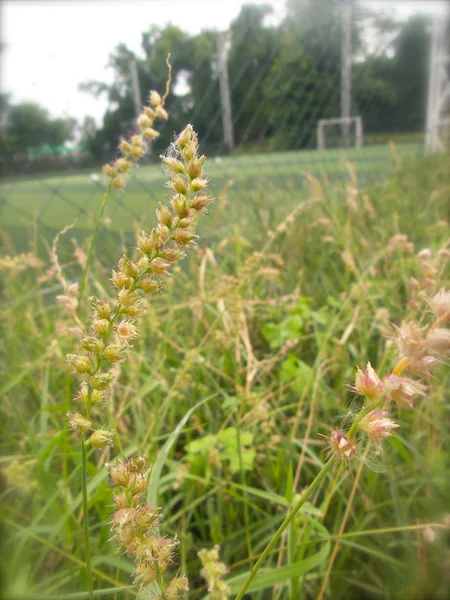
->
79;0;431;159
0;95;75;159
0;0;432;167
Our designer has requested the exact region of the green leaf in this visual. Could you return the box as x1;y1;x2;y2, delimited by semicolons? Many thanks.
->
0;347;55;396
92;554;134;573
230;482;322;516
281;356;314;392
226;448;256;474
228;544;329;594
185;434;216;455
147;395;213;506
5;588;134;600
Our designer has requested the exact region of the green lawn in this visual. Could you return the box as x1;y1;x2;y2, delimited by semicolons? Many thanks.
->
1;143;420;245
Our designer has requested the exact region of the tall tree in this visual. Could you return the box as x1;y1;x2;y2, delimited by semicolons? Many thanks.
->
3;102;74;155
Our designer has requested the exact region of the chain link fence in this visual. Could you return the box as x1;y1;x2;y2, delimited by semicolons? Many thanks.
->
1;0;448;254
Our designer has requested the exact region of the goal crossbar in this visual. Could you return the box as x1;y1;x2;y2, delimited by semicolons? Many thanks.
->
317;116;363;150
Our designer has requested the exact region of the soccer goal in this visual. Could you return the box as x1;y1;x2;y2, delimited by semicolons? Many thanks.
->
317;116;363;151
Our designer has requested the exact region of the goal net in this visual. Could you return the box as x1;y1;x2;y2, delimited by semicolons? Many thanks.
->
317;117;363;150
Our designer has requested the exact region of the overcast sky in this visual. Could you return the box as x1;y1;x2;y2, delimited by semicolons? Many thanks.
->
1;0;448;125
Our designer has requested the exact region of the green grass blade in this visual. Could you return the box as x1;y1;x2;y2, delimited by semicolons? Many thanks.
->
147;394;215;506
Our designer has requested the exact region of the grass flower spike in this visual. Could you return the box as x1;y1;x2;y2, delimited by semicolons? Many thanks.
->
64;73;213;598
107;457;188;597
198;545;230;599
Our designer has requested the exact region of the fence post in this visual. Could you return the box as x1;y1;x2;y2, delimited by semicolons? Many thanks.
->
130;59;142;122
341;0;353;147
217;32;235;153
425;15;450;152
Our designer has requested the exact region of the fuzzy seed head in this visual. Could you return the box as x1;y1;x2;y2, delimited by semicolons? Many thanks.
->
128;456;147;472
89;372;114;390
142;128;160;141
143;106;156;119
112;270;133;289
130;147;145;160
163;247;185;263
427;327;450;356
138;276;159;294
130;473;147;495
175;228;197;246
120;141;132;156
394;321;434;372
92;298;112;319
136;231;154;255
67;411;92;434
190;177;208;192
80;336;104;354
89;429;114;449
186;156;205;179
137;114;152;131
328;430;358;461
176;126;192;149
114;158;132;174
169;175;189;195
149;90;162;106
118;289;139;307
116;320;139;340
161;156;185;174
418;248;433;260
118;256;139;278
190;195;212;212
92;318;110;335
77;384;105;406
358;410;399;440
134;561;158;586
103;164;116;178
66;353;91;374
114;491;132;509
172;195;189;218
198;545;229;599
107;462;130;487
111;176;126;190
383;374;427;408
165;576;189;599
122;301;146;318
409;277;420;291
103;344;123;363
178;218;191;229
150;257;170;275
430;289;450;323
155;105;169;120
353;362;381;398
156;205;173;228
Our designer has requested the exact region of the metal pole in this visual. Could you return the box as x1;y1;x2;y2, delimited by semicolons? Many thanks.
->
425;16;450;152
341;0;352;147
216;32;234;152
425;18;439;151
130;59;142;121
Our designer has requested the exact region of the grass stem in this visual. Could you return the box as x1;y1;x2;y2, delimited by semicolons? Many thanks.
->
81;435;94;600
234;456;335;600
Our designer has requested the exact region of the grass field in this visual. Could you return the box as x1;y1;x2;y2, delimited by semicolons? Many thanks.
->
1;140;449;599
1;143;420;244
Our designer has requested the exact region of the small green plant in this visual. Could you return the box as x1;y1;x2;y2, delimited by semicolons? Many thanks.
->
1;107;449;598
234;285;450;599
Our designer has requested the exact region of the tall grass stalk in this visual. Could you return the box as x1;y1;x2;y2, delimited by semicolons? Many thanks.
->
235;456;336;600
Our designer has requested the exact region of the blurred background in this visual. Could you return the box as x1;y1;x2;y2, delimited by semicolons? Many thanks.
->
1;3;450;599
1;0;449;251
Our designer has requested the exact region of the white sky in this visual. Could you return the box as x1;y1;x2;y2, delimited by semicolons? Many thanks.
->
1;0;448;125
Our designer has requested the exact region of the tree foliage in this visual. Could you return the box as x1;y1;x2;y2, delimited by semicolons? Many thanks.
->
77;1;432;157
1;100;75;157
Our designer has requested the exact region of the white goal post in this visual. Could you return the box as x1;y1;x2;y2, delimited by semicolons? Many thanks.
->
317;116;363;151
